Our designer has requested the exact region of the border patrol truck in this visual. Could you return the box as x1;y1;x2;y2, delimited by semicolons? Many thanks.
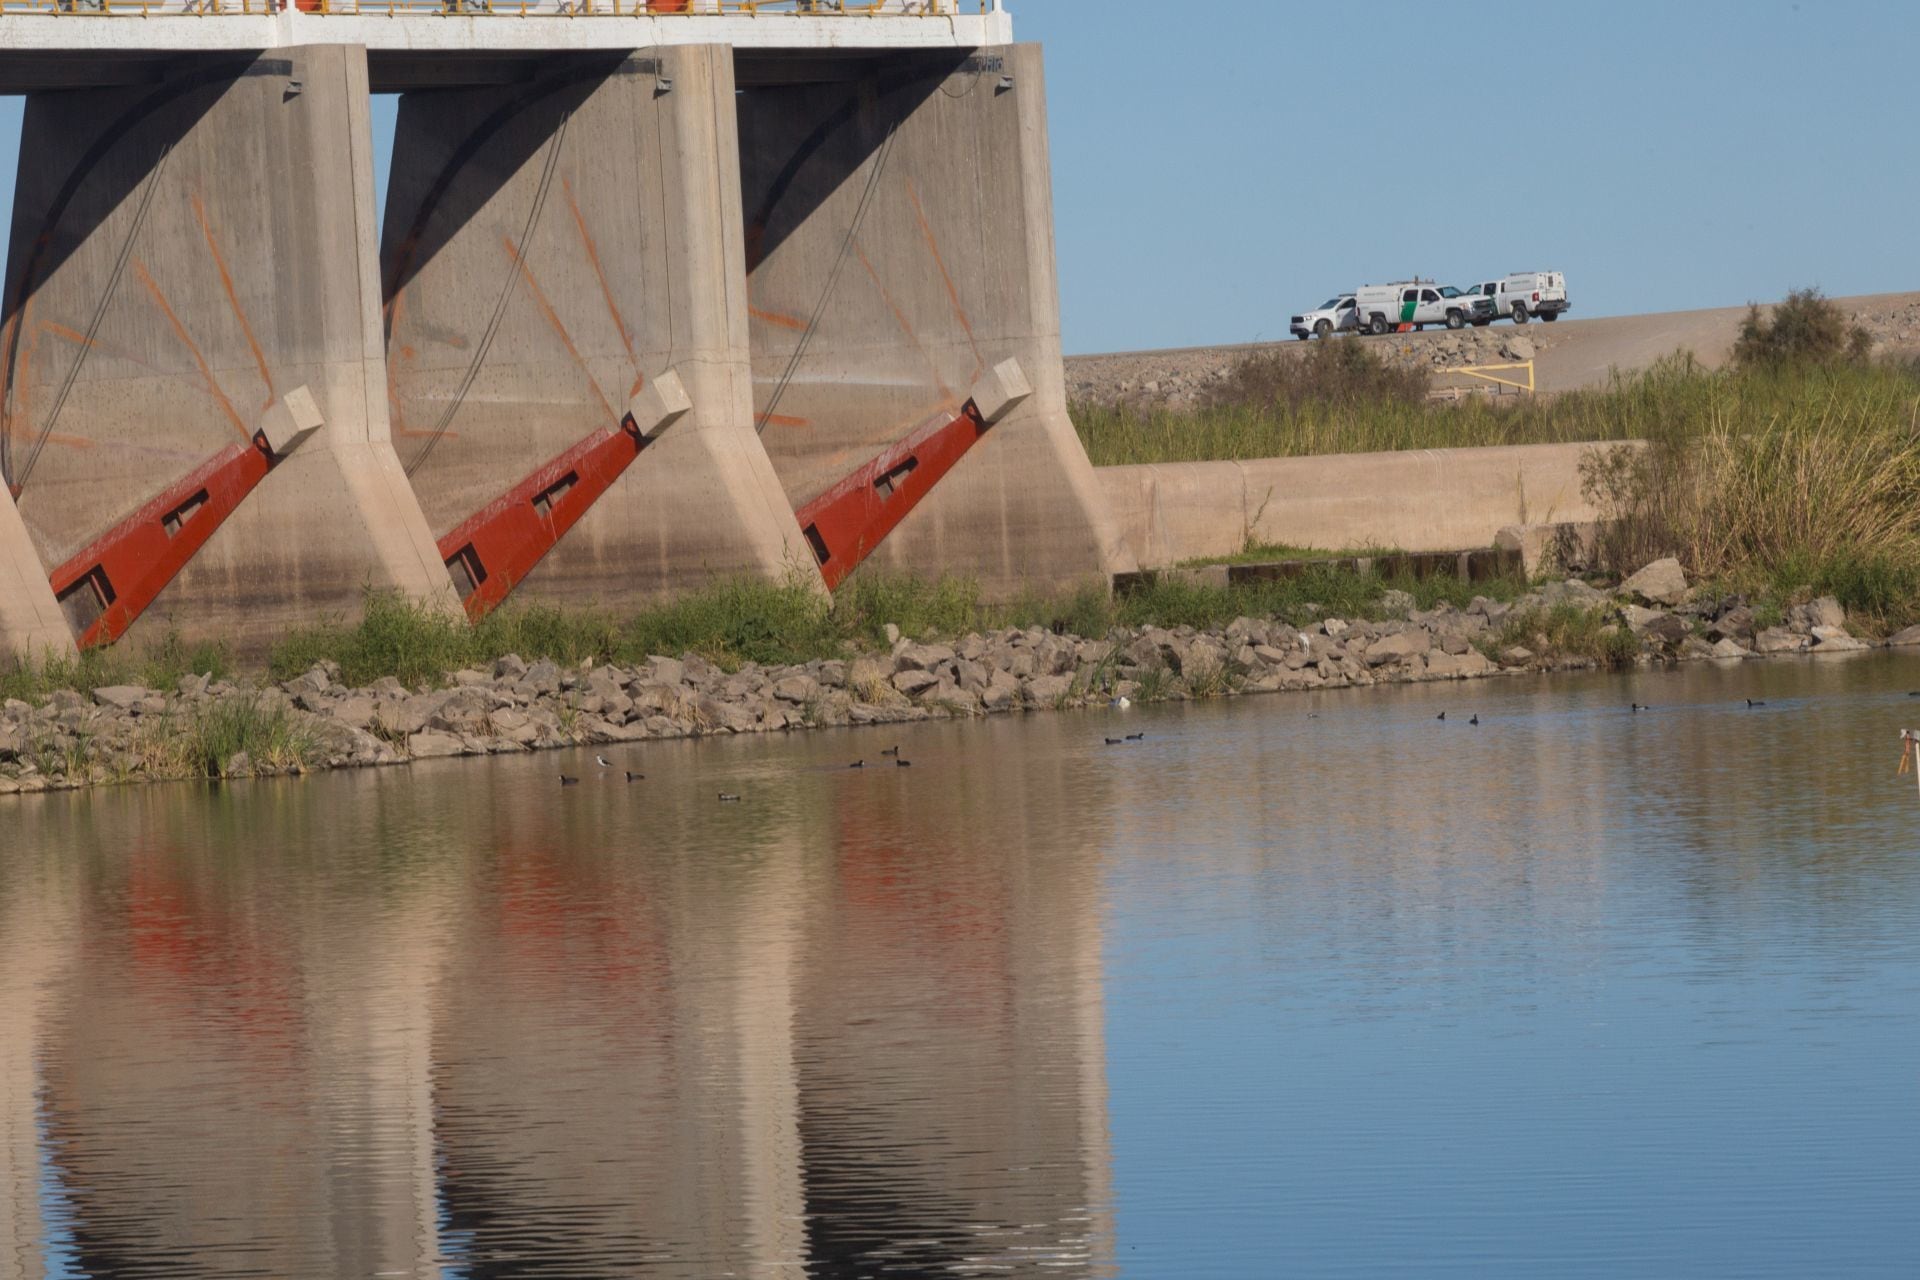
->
1353;282;1493;334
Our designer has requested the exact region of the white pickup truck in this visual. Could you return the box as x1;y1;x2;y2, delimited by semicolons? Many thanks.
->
1289;294;1359;340
1353;281;1495;334
1466;272;1571;324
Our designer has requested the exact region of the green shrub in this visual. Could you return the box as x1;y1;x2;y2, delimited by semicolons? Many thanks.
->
1211;337;1430;412
0;631;230;704
1733;287;1873;370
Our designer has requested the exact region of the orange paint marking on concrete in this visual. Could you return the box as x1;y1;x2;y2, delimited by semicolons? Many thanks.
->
853;240;951;400
757;412;811;428
10;300;37;444
500;235;617;426
1;416;94;451
562;176;638;372
191;193;276;410
41;319;161;371
39;320;95;349
904;178;982;377
400;345;418;361
132;258;251;440
382;287;460;442
629;373;646;399
749;305;808;331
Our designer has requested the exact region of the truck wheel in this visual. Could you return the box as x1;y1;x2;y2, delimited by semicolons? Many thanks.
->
1367;314;1388;336
1511;304;1529;324
1315;319;1332;338
1540;311;1558;322
1445;310;1465;330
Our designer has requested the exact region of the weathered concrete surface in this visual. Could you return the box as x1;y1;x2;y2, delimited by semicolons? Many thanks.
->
384;47;814;606
737;43;1134;595
1099;441;1624;567
0;45;453;652
0;485;73;661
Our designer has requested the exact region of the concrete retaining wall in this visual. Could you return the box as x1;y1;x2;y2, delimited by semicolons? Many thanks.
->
1099;441;1622;568
737;44;1134;595
1;45;453;653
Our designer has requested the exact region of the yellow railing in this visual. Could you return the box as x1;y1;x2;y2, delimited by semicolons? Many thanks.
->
0;0;994;14
1428;360;1536;400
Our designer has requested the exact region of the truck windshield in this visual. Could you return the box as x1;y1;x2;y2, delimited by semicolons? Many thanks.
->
1439;286;1464;298
1319;298;1343;310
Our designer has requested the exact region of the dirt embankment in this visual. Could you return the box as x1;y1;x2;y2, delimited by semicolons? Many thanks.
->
1065;291;1920;408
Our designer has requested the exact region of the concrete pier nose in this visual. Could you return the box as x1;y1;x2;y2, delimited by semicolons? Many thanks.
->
383;46;816;609
0;44;454;654
0;485;72;663
738;43;1135;596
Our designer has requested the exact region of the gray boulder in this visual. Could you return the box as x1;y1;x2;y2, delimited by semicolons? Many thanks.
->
92;685;150;711
1364;630;1431;665
1811;626;1870;653
1752;626;1808;655
407;730;467;759
1026;673;1073;705
892;670;940;697
1799;596;1846;631
1619;558;1689;606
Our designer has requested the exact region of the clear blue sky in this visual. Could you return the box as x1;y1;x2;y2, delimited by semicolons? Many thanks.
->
1;0;1913;354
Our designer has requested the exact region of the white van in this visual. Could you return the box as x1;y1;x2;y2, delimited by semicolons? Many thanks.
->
1289;294;1359;340
1467;272;1571;324
1353;281;1494;335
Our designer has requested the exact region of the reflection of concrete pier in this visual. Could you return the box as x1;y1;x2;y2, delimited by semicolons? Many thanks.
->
0;870;78;1280
10;727;1115;1274
1;7;1133;658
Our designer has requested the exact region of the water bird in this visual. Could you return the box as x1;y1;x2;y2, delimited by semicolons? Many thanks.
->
1908;691;1920;698
595;755;613;768
558;774;580;786
1126;732;1145;741
625;770;644;782
1631;703;1649;712
896;758;912;767
1746;699;1767;708
1104;737;1125;745
849;759;865;768
1468;714;1480;725
1436;711;1446;720
717;792;741;803
881;745;901;756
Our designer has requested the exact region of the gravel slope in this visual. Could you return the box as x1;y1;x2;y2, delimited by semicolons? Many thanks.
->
1065;291;1920;407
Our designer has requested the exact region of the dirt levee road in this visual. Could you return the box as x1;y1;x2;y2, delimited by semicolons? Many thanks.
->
1066;291;1920;406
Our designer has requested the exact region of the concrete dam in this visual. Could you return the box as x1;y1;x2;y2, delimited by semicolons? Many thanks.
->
0;2;1135;661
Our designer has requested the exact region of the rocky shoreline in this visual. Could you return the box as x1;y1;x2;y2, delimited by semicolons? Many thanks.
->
3;559;1915;797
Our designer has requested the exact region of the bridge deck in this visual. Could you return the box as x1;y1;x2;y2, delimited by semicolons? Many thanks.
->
0;2;1011;91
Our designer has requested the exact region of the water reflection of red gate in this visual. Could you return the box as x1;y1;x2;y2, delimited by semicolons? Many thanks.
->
122;846;303;1067
831;793;1013;1021
491;845;671;1022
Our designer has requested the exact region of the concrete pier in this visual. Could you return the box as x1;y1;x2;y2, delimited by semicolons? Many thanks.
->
383;47;815;608
0;16;1138;659
737;43;1135;595
0;45;453;653
0;486;71;661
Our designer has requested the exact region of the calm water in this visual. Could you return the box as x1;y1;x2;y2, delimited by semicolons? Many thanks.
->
4;654;1919;1278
